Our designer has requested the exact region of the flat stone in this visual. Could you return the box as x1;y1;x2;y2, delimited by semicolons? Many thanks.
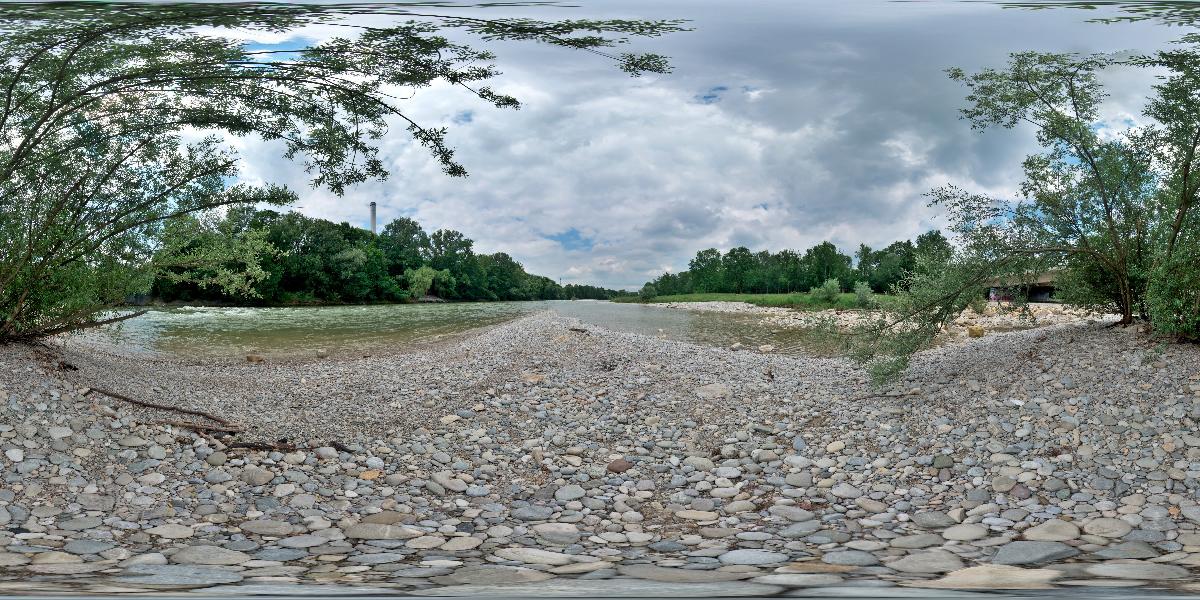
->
1091;541;1159;560
1083;518;1133;539
675;510;719;521
114;565;245;587
169;545;251;566
278;534;327;548
553;485;585;502
431;565;555;586
890;533;944;549
768;505;815;522
64;540;116;555
911;565;1062;590
410;579;782;597
532;523;581;545
511;506;556;521
441;536;483;551
1084;560;1189;580
943;524;988;541
718;549;790;565
911;511;957;529
240;520;294;536
146;524;194;539
343;523;422;540
886;550;964;574
26;563;113;575
494;547;574;565
750;574;844;586
1023;519;1080;541
347;553;406;565
991;541;1079;565
821;550;879;566
0;553;31;567
617;564;754;583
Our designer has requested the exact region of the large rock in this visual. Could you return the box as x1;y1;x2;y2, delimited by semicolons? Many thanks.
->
820;550;879;566
494;547;575;566
717;549;789;565
169;545;251;566
617;564;754;583
1083;518;1133;539
531;523;581;545
146;524;194;539
239;520;294;536
911;565;1061;590
991;541;1079;565
343;523;422;540
1023;519;1080;541
431;565;553;586
886;550;965;574
1084;560;1190;580
115;565;245;587
911;511;957;529
410;579;782;597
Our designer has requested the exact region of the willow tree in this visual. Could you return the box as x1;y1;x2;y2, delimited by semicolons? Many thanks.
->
847;49;1200;382
0;4;682;340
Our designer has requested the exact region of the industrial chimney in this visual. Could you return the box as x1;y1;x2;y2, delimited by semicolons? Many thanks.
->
369;202;377;234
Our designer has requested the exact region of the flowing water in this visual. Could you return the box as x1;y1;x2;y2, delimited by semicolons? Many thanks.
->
80;301;831;359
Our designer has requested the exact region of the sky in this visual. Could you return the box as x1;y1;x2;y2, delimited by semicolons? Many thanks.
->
218;0;1183;289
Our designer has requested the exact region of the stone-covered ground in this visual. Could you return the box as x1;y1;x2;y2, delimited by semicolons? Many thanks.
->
1;311;1199;595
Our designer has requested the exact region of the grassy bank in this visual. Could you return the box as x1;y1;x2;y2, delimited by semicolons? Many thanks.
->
612;292;892;310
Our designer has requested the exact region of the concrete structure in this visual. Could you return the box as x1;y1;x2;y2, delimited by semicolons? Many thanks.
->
369;201;377;234
986;271;1059;302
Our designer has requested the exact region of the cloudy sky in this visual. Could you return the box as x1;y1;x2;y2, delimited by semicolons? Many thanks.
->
226;1;1180;289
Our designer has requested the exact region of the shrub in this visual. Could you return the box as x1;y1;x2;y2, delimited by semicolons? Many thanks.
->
1147;245;1200;340
811;278;841;303
639;284;658;300
853;281;875;308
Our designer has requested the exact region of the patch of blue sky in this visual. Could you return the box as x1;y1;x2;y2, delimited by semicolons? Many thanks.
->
545;228;595;252
452;111;474;125
694;85;729;104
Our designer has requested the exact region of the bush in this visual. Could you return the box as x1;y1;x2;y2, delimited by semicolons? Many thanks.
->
811;278;841;303
639;284;658;300
1147;246;1200;340
853;281;875;308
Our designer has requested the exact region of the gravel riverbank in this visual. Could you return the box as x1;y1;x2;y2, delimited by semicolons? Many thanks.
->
1;311;1199;595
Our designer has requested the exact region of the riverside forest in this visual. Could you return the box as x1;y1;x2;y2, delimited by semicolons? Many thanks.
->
151;208;628;305
2;1;1200;598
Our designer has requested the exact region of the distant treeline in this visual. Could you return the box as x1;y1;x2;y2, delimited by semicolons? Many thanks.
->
153;207;628;304
643;230;953;296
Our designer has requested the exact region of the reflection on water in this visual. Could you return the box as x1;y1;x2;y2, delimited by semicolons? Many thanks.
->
82;301;835;358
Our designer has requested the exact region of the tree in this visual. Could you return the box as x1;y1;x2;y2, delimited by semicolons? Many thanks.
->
847;48;1200;382
378;217;430;276
800;242;852;291
639;283;658;300
0;5;680;340
688;248;724;293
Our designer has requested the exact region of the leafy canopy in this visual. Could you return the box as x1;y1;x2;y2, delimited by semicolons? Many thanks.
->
0;3;683;339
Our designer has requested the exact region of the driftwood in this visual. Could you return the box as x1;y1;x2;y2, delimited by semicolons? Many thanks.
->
568;327;589;334
154;419;243;434
85;386;340;455
848;390;921;402
85;386;236;427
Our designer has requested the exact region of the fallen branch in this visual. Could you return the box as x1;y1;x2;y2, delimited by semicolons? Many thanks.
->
85;386;236;427
154;419;243;434
226;440;297;452
848;390;921;402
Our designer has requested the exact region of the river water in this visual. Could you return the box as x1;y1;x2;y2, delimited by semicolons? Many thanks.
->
80;301;831;359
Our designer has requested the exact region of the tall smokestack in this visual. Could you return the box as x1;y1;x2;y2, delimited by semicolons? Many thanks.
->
369;202;377;234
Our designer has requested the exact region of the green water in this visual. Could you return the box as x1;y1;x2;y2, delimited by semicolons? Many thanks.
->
82;301;833;359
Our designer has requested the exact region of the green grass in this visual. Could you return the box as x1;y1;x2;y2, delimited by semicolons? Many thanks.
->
612;292;894;311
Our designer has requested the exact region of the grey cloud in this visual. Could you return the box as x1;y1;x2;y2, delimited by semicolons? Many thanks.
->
223;1;1181;289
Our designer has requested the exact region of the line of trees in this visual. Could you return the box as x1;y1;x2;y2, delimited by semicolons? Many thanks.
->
153;207;628;304
640;231;952;297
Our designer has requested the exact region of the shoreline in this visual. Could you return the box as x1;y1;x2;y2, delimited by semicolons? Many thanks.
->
1;312;1199;594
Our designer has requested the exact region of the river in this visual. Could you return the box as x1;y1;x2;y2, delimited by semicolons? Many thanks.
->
80;301;833;359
